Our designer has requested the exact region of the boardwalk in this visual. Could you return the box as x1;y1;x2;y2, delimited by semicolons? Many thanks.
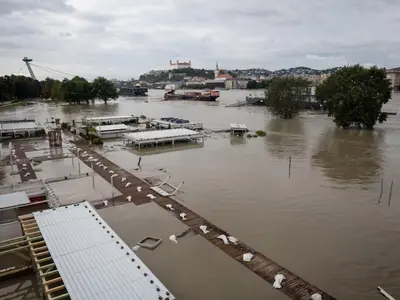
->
71;145;336;300
12;142;37;182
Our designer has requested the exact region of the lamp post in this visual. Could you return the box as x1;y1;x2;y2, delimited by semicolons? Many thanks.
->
91;161;95;189
111;176;114;199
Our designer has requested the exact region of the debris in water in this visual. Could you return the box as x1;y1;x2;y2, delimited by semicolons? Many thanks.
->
103;200;108;206
121;177;126;182
199;225;209;234
165;204;174;210
169;235;178;244
126;196;132;202
377;286;395;300
217;234;229;244
243;253;254;262
273;273;285;289
311;294;322;300
179;213;187;220
137;186;142;192
125;182;131;187
228;236;238;245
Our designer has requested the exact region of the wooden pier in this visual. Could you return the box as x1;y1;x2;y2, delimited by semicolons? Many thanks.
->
12;142;37;182
70;145;336;300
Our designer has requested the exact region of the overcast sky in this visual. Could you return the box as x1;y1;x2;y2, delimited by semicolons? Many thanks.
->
1;0;400;80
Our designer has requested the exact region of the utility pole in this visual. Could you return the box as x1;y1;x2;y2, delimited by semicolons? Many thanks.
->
22;57;36;80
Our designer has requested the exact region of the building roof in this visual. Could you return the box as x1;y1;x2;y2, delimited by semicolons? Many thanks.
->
95;124;129;131
0;191;30;210
33;202;175;300
0;122;39;131
230;123;248;130
124;128;202;142
83;116;135;122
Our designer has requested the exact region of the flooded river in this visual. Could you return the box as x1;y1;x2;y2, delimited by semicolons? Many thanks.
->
1;90;400;299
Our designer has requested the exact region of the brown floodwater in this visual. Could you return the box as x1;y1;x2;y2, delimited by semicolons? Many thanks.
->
1;90;399;299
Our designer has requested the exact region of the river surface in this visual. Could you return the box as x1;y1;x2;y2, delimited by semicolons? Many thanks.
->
1;90;400;299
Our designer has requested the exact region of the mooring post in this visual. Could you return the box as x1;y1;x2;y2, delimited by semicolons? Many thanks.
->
77;149;81;174
138;157;142;167
111;176;114;199
378;178;383;204
288;156;292;179
388;180;393;206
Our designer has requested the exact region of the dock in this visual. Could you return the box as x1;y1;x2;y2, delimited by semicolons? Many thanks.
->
70;145;336;300
11;142;38;182
82;115;138;126
122;129;204;148
0;120;44;139
93;124;138;139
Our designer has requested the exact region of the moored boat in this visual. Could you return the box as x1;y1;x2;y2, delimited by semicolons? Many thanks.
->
164;90;220;101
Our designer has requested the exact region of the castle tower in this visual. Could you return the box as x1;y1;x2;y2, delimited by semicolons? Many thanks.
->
215;61;220;78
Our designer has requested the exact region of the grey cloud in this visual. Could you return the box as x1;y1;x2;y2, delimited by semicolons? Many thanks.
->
0;0;73;16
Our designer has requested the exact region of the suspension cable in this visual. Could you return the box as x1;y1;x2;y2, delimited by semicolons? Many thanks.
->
30;63;76;77
32;64;66;80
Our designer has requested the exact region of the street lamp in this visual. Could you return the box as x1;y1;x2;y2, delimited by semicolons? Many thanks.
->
77;149;81;174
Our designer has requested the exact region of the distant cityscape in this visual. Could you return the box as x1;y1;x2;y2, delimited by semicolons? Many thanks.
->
110;60;400;91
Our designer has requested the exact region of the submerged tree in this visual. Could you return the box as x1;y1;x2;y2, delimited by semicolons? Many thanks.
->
316;65;392;129
91;76;118;103
62;76;93;104
266;77;311;119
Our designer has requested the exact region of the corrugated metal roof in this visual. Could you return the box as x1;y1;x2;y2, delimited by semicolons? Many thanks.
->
84;116;135;121
33;202;175;300
95;124;129;131
0;191;30;209
124;128;202;142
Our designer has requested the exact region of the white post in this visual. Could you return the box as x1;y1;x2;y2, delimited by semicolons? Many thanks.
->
77;149;81;174
91;161;95;189
10;148;13;172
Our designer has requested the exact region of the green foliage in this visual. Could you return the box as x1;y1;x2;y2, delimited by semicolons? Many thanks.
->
316;65;392;129
183;83;207;89
61;76;94;104
266;77;311;119
0;75;42;102
42;77;63;100
93;137;104;145
91;77;118;103
247;80;272;89
255;130;267;137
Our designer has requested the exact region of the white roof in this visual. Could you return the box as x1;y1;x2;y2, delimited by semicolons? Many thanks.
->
95;124;128;131
33;202;175;300
230;123;248;129
0;122;39;131
124;129;201;142
84;116;135;121
0;191;30;209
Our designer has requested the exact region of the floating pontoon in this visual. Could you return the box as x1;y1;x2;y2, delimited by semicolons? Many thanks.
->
82;115;138;126
123;128;204;147
94;124;138;138
0;121;44;139
150;117;203;130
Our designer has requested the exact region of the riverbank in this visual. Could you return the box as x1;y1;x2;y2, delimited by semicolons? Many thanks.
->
0;101;35;110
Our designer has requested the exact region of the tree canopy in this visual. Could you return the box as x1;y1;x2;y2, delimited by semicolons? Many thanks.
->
316;65;392;129
91;76;118;103
266;77;311;119
0;75;42;102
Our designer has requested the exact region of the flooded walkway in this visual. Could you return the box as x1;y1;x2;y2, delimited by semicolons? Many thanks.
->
71;144;336;300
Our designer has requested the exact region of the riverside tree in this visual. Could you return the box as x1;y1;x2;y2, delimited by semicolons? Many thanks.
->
91;76;118;103
266;77;311;119
316;65;392;129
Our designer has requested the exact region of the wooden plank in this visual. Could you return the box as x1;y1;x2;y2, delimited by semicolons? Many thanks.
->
43;277;62;285
46;285;66;294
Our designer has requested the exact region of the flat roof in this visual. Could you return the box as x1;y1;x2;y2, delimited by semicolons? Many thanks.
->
0;191;30;209
95;124;129;131
83;116;135;121
230;123;248;129
33;202;175;300
124;128;202;142
0;122;39;131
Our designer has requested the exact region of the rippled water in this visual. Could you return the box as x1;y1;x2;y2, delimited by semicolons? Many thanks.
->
1;90;400;299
